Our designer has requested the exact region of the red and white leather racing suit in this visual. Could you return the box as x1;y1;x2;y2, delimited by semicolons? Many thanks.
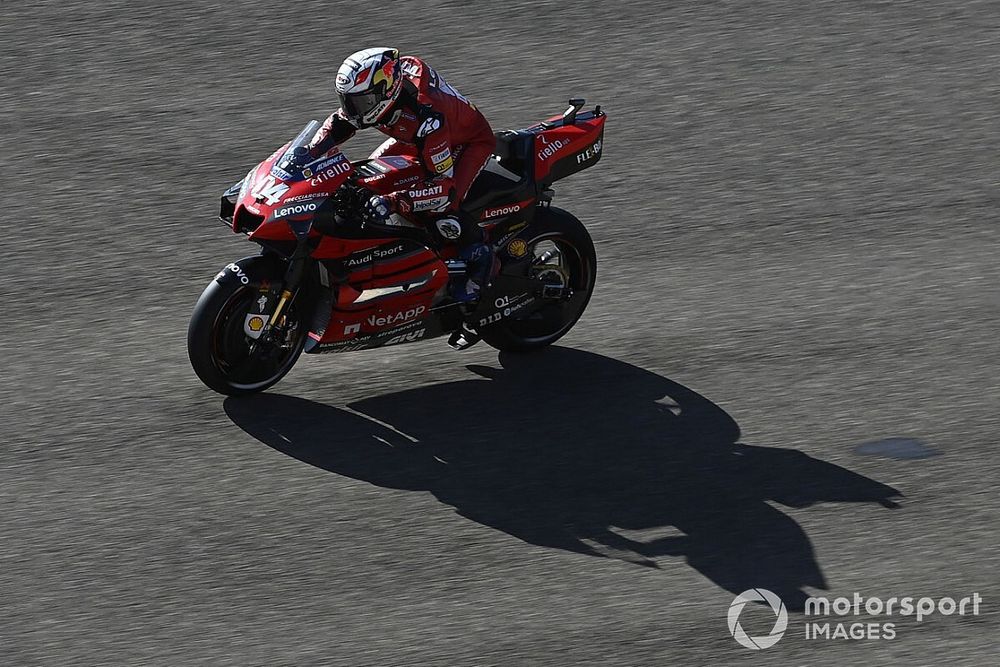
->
311;56;495;240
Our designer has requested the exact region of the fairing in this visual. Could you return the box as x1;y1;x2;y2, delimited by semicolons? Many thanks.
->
531;111;606;184
310;240;449;348
227;121;355;241
215;102;606;354
353;155;426;194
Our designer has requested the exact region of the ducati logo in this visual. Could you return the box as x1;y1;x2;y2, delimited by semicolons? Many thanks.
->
409;185;443;198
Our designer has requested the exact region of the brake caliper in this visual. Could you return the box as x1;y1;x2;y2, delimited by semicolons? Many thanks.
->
534;266;570;300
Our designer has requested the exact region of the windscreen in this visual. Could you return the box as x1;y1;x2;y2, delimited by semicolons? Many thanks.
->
269;121;324;180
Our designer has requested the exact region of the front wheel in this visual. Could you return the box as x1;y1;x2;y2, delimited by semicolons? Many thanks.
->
481;206;597;352
187;256;305;395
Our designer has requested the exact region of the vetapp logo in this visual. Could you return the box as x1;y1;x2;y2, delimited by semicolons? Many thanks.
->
728;589;788;650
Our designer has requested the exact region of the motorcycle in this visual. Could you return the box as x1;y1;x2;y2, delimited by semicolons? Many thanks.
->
188;98;606;395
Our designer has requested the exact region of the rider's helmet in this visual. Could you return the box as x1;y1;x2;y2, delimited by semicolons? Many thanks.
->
335;47;403;128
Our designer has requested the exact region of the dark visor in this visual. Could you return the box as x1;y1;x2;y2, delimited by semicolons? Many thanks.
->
339;90;381;120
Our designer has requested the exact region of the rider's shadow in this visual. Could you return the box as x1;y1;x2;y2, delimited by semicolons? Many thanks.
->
224;347;901;610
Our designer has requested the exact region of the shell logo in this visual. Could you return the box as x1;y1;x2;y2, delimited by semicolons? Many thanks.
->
507;239;529;258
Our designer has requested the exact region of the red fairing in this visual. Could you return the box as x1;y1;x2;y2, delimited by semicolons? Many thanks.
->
311;236;404;260
480;197;537;222
315;245;448;344
221;100;606;352
355;155;426;195
233;145;355;242
532;113;606;183
230;139;451;346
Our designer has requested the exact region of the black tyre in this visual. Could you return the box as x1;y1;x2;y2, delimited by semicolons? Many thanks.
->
481;206;597;352
187;257;305;395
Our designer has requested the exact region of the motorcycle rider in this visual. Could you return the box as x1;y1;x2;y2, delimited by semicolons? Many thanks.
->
309;47;497;303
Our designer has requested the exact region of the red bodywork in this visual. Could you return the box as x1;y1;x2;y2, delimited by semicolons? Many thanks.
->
232;147;448;346
228;104;605;350
532;113;605;183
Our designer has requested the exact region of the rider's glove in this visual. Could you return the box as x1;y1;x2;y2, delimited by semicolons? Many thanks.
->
364;195;393;224
383;191;413;215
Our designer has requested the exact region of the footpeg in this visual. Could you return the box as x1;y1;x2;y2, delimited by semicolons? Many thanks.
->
444;260;469;277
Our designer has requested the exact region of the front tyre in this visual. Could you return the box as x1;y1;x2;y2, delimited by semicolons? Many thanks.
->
481;206;597;352
187;256;305;395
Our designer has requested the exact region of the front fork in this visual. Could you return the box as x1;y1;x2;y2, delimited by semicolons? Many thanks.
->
257;240;313;346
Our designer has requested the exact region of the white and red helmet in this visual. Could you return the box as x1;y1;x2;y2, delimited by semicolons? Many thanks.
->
335;47;403;127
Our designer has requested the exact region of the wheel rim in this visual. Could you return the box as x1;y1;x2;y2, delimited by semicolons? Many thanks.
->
209;286;304;391
502;232;594;344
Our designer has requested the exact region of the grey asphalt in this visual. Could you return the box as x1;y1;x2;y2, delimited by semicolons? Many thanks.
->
2;1;998;664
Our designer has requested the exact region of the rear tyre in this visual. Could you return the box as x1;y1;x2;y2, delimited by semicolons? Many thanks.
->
481;206;597;352
187;257;305;395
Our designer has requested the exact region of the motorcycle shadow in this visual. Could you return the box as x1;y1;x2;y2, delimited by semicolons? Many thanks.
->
224;347;901;611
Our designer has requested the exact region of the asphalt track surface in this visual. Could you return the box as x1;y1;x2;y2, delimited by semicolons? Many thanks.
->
3;1;999;664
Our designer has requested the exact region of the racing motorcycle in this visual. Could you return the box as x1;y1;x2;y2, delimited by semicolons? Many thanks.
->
188;98;605;395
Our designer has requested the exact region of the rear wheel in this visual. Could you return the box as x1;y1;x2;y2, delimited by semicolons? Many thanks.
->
187;257;306;395
481;207;597;352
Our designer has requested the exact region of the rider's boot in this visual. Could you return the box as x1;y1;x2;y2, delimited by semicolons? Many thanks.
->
450;242;499;305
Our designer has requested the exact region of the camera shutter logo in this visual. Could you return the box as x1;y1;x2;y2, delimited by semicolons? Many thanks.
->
728;589;788;650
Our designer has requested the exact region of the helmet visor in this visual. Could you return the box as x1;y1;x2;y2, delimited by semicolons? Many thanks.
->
339;90;383;123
